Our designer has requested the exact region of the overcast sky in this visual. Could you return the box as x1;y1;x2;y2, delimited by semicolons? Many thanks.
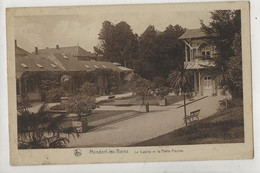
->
15;10;211;52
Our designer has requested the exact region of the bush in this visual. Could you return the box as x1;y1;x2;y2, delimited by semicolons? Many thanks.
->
79;82;98;96
66;95;96;118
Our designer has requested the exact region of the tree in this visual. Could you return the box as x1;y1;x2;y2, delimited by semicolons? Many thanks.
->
200;10;242;98
130;74;154;105
155;25;186;78
153;76;170;100
168;64;193;127
94;21;138;68
135;25;186;80
135;25;158;80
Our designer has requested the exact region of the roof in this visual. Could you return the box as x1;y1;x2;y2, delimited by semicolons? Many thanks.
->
52;53;133;72
179;29;208;39
15;55;64;78
15;46;29;56
16;49;133;78
34;46;97;57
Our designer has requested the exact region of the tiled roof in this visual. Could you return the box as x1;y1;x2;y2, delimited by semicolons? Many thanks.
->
16;55;64;78
179;29;207;39
16;47;133;78
52;53;133;72
15;46;29;56
34;46;97;57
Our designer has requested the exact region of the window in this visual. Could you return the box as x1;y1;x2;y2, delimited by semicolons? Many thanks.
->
20;63;28;68
204;76;212;88
51;63;57;68
94;65;99;68
85;65;90;68
36;63;43;68
26;78;35;93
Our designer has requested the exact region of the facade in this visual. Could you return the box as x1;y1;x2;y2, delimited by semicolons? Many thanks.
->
179;29;221;96
15;42;134;104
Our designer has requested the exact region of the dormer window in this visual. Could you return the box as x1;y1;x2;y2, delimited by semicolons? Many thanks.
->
21;63;28;68
36;63;43;68
51;63;57;68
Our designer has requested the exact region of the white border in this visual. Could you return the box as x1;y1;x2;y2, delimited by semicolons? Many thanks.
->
1;0;259;172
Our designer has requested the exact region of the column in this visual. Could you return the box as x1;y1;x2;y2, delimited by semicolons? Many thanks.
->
198;71;201;95
185;44;188;62
194;71;197;92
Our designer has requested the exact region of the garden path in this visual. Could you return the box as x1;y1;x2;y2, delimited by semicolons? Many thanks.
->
68;95;224;147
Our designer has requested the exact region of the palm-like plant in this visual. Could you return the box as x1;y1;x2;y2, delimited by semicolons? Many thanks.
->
17;104;80;149
168;64;193;127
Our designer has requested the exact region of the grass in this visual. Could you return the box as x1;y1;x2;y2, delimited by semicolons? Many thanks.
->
87;110;135;122
100;95;184;106
134;98;244;146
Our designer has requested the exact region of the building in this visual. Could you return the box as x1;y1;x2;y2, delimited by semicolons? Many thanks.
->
16;43;134;104
33;45;98;61
179;29;221;96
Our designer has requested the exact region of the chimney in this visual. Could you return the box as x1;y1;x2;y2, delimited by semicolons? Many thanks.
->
56;45;59;49
35;47;38;55
15;40;17;47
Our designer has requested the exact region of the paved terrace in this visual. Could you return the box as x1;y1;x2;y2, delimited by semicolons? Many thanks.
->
68;95;224;147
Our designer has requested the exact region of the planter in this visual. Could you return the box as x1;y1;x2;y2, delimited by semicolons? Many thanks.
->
81;118;89;132
59;120;83;133
60;113;89;133
139;103;149;113
159;98;167;106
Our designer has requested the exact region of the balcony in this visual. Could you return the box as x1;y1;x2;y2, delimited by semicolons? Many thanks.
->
184;59;214;70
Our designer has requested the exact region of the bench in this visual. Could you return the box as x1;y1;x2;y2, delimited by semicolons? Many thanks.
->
108;95;115;99
184;109;200;123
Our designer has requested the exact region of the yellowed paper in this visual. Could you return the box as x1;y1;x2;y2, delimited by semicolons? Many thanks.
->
7;1;253;166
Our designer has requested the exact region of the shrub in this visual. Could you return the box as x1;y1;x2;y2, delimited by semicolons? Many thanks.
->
79;82;98;96
66;95;96;118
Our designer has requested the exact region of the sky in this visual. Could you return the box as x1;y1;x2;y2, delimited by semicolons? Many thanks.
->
15;9;211;53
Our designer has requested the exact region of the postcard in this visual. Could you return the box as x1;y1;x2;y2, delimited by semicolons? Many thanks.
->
6;1;253;165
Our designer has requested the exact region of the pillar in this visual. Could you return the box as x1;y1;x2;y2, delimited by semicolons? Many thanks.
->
198;71;201;95
185;44;188;62
194;71;197;92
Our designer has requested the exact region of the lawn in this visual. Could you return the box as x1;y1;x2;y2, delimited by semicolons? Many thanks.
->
133;98;244;146
100;95;183;106
85;110;142;131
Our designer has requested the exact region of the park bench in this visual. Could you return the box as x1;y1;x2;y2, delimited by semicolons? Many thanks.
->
184;109;200;123
108;95;115;99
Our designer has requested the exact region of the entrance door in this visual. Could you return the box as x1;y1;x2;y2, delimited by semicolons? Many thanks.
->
203;76;213;96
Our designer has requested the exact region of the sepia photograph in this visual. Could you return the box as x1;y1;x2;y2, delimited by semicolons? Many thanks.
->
6;1;253;165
